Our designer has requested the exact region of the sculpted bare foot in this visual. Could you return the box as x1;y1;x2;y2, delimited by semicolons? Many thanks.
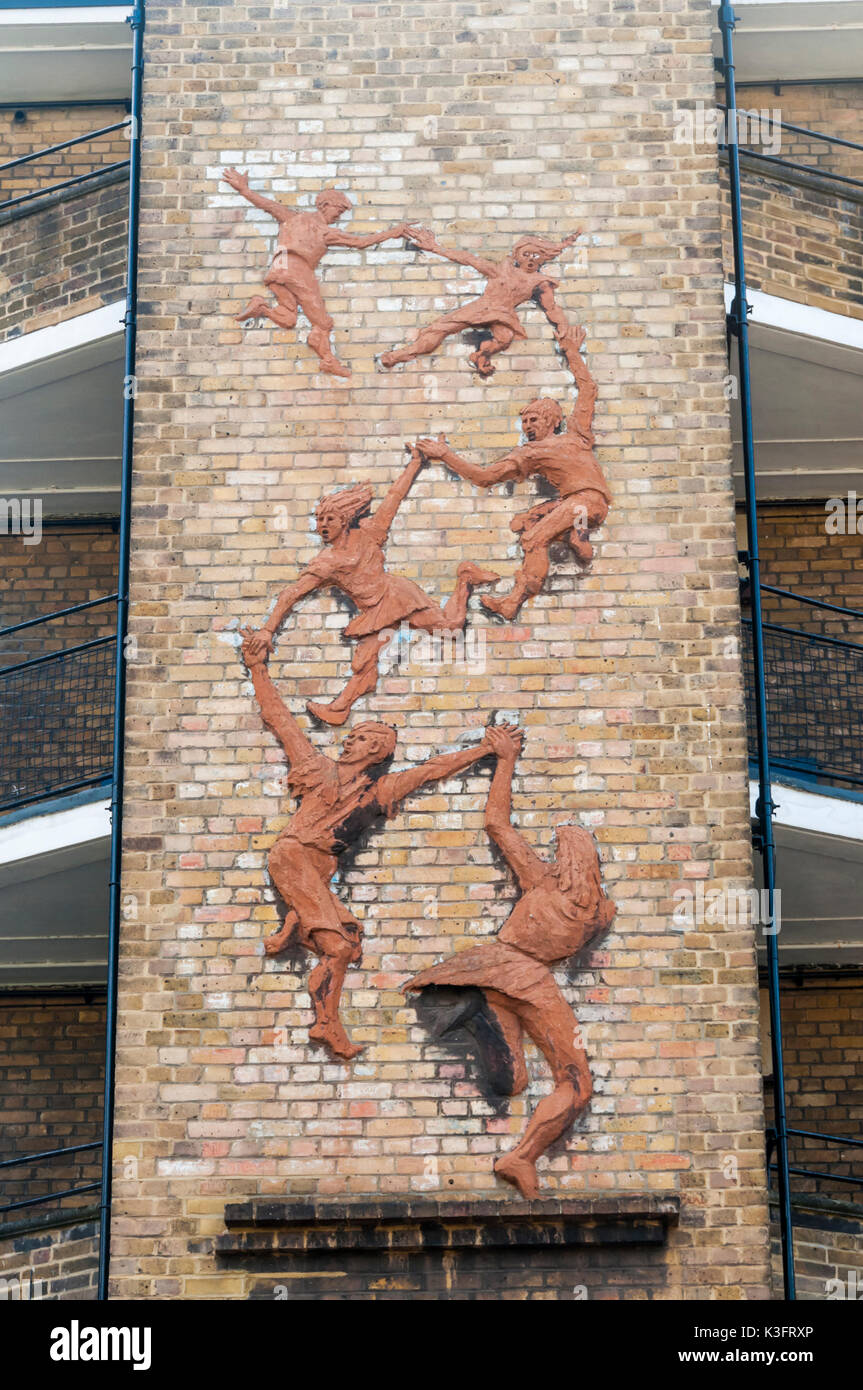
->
481;592;522;622
468;350;495;378
569;533;594;566
494;1151;540;1200
236;296;269;323
458;561;500;587
309;1020;364;1061
318;355;352;379
306;699;351;727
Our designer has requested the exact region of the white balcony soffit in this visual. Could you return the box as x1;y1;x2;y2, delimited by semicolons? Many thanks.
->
725;286;863;500
0;302;124;515
749;778;863;965
712;1;863;83
0;8;132;105
0;797;110;987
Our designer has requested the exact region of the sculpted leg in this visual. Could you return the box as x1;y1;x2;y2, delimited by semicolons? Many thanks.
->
307;633;386;726
470;324;515;378
494;995;592;1199
237;284;298;330
482;502;572;621
267;839;363;1060
303;288;350;379
379;322;452;369
308;929;364;1061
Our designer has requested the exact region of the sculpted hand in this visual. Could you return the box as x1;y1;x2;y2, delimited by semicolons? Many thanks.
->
485;722;524;760
223;167;250;194
405;225;437;253
240;626;272;668
415;434;450;462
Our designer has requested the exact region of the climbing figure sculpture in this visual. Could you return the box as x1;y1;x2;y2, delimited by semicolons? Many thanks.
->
379;226;580;377
405;722;616;1198
223;170;418;378
243;447;499;725
240;625;504;1062
412;326;610;620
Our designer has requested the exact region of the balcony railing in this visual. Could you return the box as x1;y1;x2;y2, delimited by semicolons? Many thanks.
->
741;587;863;790
0;597;117;813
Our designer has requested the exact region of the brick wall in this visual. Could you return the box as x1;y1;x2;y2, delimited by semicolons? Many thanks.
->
0;998;105;1215
0;104;130;203
734;83;863;183
0;173;128;344
771;1197;863;1302
0;1209;99;1301
110;0;770;1300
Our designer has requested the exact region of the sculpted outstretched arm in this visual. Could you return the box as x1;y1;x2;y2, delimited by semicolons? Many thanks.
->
222;168;292;223
559;325;597;449
327;221;419;250
257;569;323;646
366;446;424;541
413;435;520;487
406;226;497;277
241;630;315;768
377;731;495;811
484;725;547;892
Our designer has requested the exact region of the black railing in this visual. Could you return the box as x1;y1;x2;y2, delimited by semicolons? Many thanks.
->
767;1128;863;1198
741;617;863;790
0;1141;102;1217
0;118;130;213
0;597;117;813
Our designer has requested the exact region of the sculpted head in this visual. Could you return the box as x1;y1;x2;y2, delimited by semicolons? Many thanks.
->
316;188;352;224
511;236;562;273
520;397;563;442
553;825;604;909
315;484;374;543
339;721;397;768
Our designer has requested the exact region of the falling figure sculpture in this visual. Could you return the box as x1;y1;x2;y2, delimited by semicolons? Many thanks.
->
405;723;616;1199
379;226;579;377
243;447;499;725
412;326;611;620
223;170;419;378
241;627;506;1062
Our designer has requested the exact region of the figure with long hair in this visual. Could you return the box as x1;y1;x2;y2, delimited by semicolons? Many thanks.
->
223;171;418;378
241;628;509;1061
379;226;579;377
405;723;616;1198
411;326;611;620
243;447;499;724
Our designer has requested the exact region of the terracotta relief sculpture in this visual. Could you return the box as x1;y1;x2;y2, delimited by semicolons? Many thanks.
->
379;227;579;377
241;626;504;1061
243;448;499;724
405;723;616;1199
223;170;419;378
411;326;610;620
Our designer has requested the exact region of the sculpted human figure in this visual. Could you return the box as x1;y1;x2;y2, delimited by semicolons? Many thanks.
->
243;448;499;725
379;226;579;378
405;723;616;1199
223;170;418;378
241;629;507;1061
412;326;610;620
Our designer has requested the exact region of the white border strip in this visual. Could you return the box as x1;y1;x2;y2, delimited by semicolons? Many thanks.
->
0;797;110;869
749;778;863;840
724;284;863;352
0;300;124;377
0;8;132;26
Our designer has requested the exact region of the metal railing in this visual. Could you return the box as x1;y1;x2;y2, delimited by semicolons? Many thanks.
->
0;117;130;214
0;1141;102;1218
741;587;863;790
767;1128;863;1197
0;597;117;813
719;104;863;193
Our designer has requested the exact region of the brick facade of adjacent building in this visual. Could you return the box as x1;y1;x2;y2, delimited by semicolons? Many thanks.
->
105;0;772;1300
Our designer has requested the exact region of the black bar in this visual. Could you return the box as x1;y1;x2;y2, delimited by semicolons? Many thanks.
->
0;593;118;641
0;772;112;816
0;634;115;677
759;583;863;621
99;0;145;1304
718;1;796;1301
743;616;863;654
788;1128;863;1149
769;1165;863;1189
0;1141;102;1171
725;145;863;191
718;104;863;155
0;1183;100;1216
0;120;130;173
0;160;129;213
